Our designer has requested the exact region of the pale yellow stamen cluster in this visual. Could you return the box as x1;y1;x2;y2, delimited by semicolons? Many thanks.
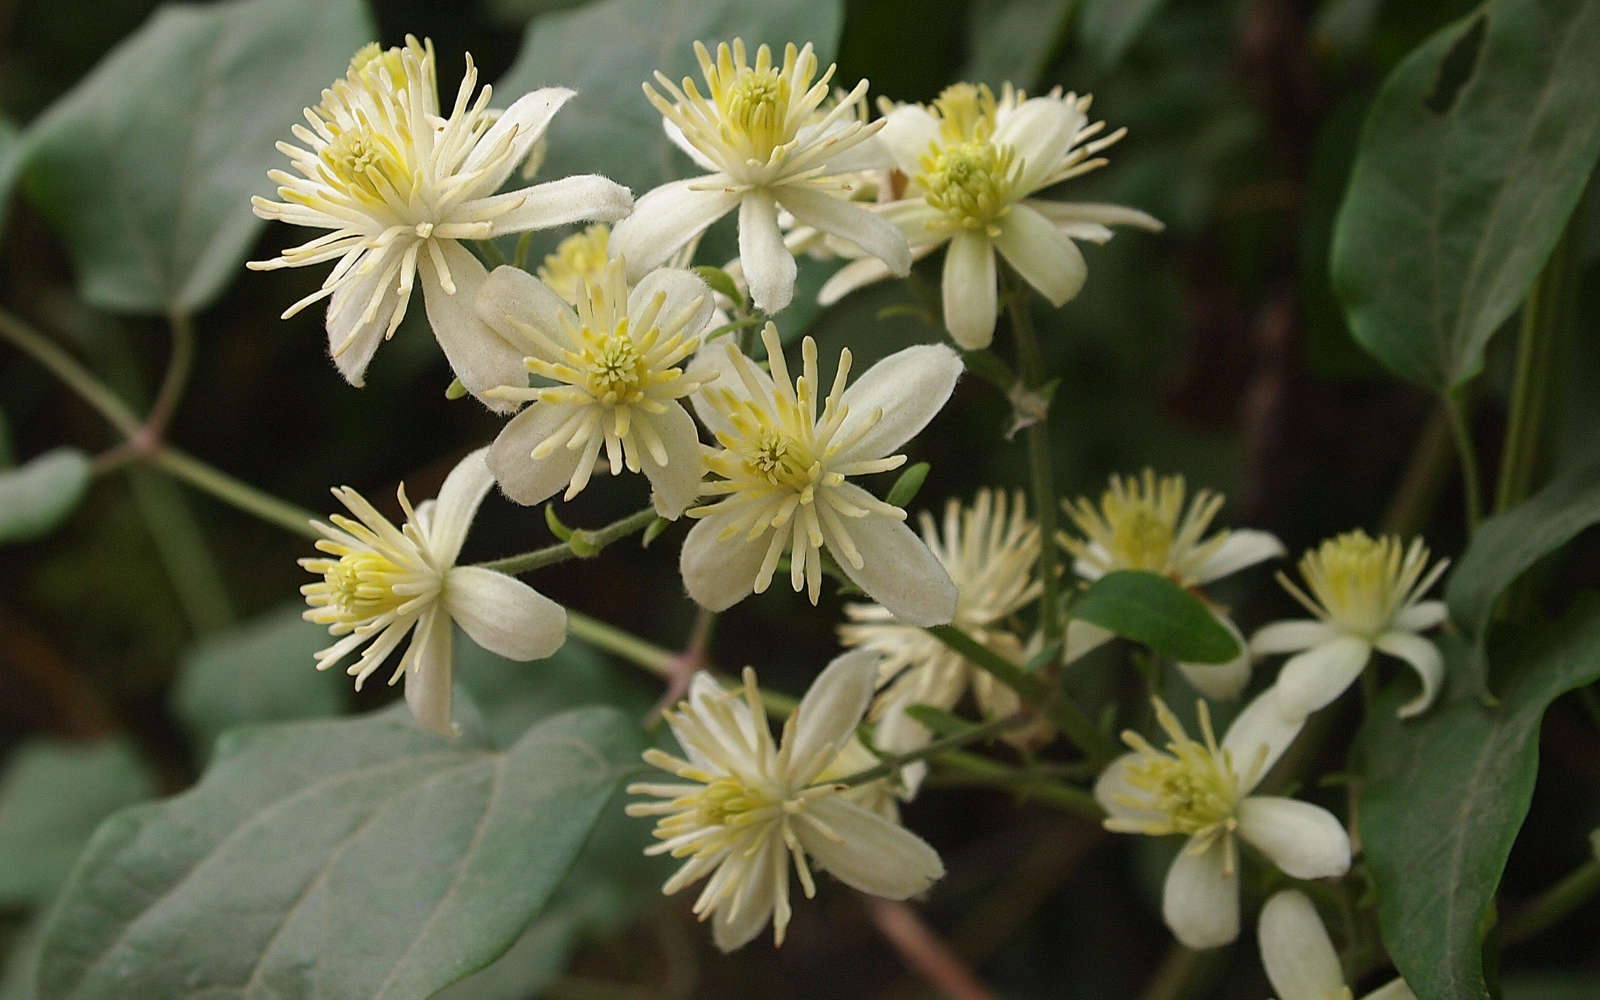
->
1062;470;1228;581
1279;531;1448;639
1107;700;1267;872
692;326;906;602
537;224;612;305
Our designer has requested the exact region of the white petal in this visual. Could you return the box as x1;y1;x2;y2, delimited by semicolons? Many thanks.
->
325;248;405;387
996;96;1082;194
711;834;780;951
475;174;634;236
685;343;741;439
1237;796;1351;879
826;495;958;627
941;230;997;349
1258;890;1346;1000
738;192;796;313
425;447;495;566
1025;200;1166;233
1162;845;1238;949
663;117;721;173
794;796;944;898
1250;619;1338;656
1221;688;1305;781
444;566;567;661
785;649;878;781
1174;613;1250;700
639;405;705;519
1272;635;1373;720
1395;600;1447;632
487;403;586;506
680;509;770;612
1373;630;1444;718
818;255;898;306
628;267;715;338
465;87;574;191
611;178;741;282
818;129;896;173
419;241;526;410
835;343;963;464
1093;753;1166;826
880;105;941;174
992;203;1084;306
404;608;454;736
1190;529;1286;585
476;264;574;359
777;187;910;276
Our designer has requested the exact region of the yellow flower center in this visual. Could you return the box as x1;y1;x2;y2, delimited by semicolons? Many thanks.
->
932;82;998;143
321;550;410;624
1107;504;1177;572
580;321;648;405
723;66;789;157
347;42;407;91
747;429;818;492
918;140;1018;234
320;126;413;209
696;775;775;828
538;224;611;305
1130;755;1237;835
1106;700;1256;850
1289;530;1436;638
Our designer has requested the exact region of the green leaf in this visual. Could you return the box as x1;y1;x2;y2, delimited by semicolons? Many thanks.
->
1446;459;1600;692
691;265;742;308
1068;569;1240;664
0;448;91;544
170;603;348;759
1330;0;1600;390
0;739;156;908
36;704;641;1000
886;461;930;509
1359;598;1600;1000
18;0;372;313
497;0;844;196
960;0;1072;89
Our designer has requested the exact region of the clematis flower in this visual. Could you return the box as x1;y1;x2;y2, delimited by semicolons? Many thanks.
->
249;37;632;404
839;489;1039;721
1095;694;1350;949
300;448;567;735
610;39;910;314
536;224;614;305
1060;470;1285;699
1259;890;1418;1000
1251;531;1449;721
814;691;931;821
626;650;945;950
480;258;713;518
681;323;960;626
819;83;1162;349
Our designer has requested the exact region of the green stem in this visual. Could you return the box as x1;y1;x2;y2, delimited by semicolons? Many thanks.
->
0;306;142;436
1002;273;1063;642
1444;390;1483;531
567;609;673;678
927;624;1116;764
818;712;1027;790
146;311;196;445
477;507;660;574
128;467;236;631
924;752;1104;819
149;446;321;539
1501;857;1600;947
1496;219;1575;513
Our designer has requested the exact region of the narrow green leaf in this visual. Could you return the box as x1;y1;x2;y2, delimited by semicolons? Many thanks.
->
0;739;156;908
1360;598;1600;1000
1068;570;1240;664
886;462;930;509
1447;459;1600;692
18;0;372;313
170;603;348;759
36;704;641;1000
497;0;844;195
0;448;91;544
903;704;973;739
1330;0;1600;390
691;265;742;308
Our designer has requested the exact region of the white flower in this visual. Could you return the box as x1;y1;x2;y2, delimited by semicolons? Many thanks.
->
610;39;910;314
1251;531;1449;721
249;37;633;404
300;448;567;734
536;224;614;305
479;258;712;518
680;324;960;626
814;691;930;821
839;489;1039;719
1095;694;1350;949
1259;890;1418;1000
625;650;945;950
1060;470;1285;699
818;82;1163;349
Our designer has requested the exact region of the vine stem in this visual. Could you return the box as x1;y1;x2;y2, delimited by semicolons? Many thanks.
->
1001;270;1064;642
1496;217;1575;513
0;306;142;436
477;507;660;574
1444;390;1483;531
148;446;320;538
926;624;1117;765
819;711;1027;790
1501;854;1600;946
